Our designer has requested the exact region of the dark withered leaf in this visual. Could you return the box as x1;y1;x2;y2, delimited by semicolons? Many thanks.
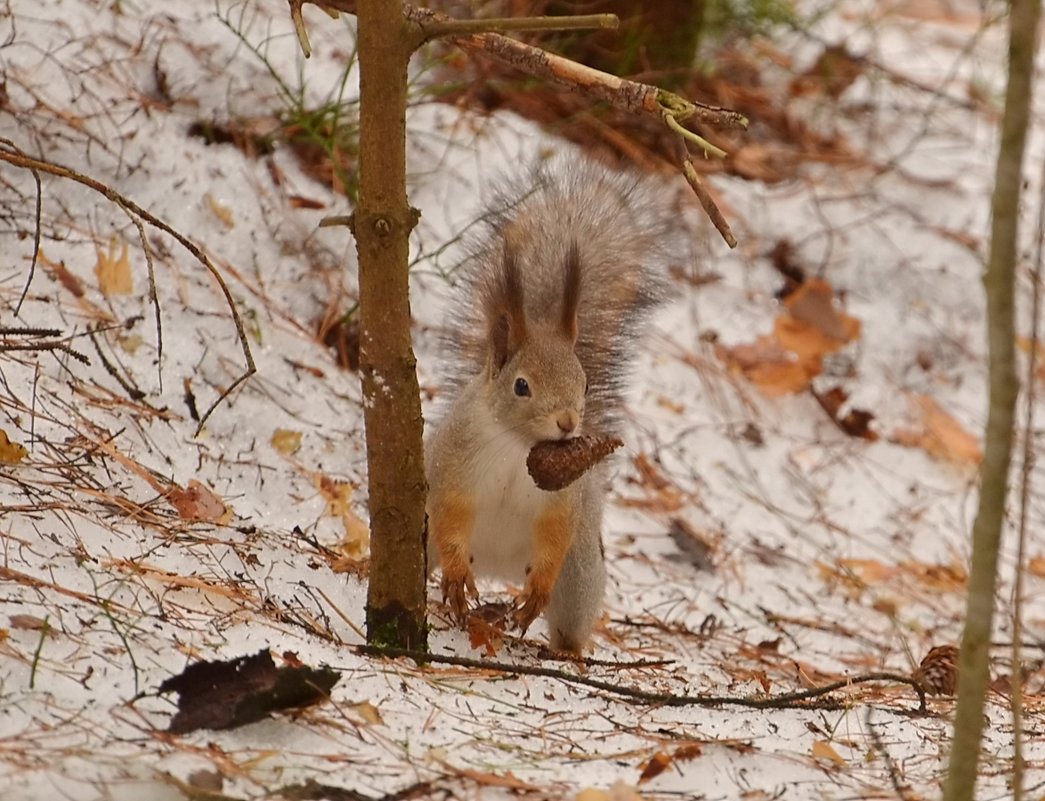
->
159;649;339;734
666;517;716;572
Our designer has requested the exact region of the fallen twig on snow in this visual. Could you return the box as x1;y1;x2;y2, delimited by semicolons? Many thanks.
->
0;139;255;434
360;646;928;713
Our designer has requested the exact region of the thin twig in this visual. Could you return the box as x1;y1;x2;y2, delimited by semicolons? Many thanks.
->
360;646;927;712
675;137;737;248
28;616;49;690
865;708;915;800
420;14;618;42
89;326;146;401
315;585;366;640
15;158;42;315
122;210;164;391
0;139;255;434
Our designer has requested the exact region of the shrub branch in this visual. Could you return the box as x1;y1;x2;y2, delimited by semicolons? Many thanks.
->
288;0;747;247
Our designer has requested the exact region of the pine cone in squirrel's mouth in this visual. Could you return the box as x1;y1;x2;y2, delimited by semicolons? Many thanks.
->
526;435;623;491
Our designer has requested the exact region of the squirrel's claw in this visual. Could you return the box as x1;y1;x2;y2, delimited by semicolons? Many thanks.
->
512;587;550;634
441;571;477;625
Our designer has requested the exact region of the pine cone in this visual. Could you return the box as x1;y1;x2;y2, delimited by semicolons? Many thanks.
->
914;644;959;696
527;435;623;491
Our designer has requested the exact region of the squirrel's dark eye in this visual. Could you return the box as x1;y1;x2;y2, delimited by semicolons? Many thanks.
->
514;377;530;397
584;380;590;396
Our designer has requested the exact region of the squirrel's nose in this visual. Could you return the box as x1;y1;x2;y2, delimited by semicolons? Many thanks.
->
557;411;578;436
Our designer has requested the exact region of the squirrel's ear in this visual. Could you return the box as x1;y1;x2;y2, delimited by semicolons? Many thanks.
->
561;242;581;344
491;245;527;372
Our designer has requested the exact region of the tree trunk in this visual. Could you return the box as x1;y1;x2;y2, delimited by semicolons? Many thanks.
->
355;0;428;650
943;1;1040;797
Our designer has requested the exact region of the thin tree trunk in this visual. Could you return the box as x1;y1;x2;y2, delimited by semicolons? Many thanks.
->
355;0;427;649
943;1;1040;797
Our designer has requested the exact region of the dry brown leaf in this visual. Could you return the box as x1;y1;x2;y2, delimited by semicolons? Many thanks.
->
774;315;853;360
838;558;895;585
902;561;967;592
317;475;370;556
638;751;672;783
716;336;819;396
1016;336;1045;383
95;236;133;296
893;395;982;465
466;611;506;657
782;278;861;344
9;614;48;630
576;784;646;801
811;740;846;766
812;386;878;441
349;700;384;725
119;334;144;355
168;479;229;523
0;430;28;464
1028;555;1045;578
271;428;302;456
206;193;235;229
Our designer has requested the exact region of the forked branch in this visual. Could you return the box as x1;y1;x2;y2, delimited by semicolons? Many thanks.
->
288;0;747;247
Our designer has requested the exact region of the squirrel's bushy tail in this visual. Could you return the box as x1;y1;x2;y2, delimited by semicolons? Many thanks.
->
443;159;684;436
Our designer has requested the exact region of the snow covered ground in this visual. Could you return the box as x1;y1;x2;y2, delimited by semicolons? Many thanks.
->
1;0;1042;798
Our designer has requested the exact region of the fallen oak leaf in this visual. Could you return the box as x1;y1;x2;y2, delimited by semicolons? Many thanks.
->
168;479;229;523
715;335;820;397
782;278;861;343
893;394;982;465
811;740;846;766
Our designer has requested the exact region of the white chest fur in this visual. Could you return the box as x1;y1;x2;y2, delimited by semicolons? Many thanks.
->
464;430;549;583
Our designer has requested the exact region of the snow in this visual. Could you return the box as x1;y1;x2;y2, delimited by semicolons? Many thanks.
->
1;0;1043;799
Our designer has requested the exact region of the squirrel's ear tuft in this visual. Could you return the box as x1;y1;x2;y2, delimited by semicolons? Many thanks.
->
491;244;527;372
561;242;581;344
491;312;510;371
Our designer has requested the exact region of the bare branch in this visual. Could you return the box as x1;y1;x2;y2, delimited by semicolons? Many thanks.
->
288;0;748;248
420;14;618;42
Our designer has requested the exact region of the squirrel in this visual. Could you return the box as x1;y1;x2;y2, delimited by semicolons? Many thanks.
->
425;158;682;653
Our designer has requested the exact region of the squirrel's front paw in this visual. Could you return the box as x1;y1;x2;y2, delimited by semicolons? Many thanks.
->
441;571;478;624
512;585;551;634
